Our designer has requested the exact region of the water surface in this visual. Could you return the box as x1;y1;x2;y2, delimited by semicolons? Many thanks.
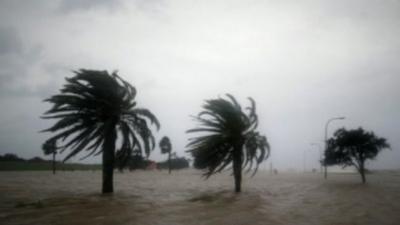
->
1;170;399;225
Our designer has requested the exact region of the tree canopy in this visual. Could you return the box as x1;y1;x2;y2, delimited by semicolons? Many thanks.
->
324;127;390;183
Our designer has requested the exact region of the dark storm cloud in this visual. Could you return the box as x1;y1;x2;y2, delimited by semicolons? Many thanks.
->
0;27;44;98
59;0;121;12
0;27;22;55
0;26;25;86
58;0;166;15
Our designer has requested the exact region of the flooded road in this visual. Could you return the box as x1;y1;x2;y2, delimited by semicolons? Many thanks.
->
1;170;399;225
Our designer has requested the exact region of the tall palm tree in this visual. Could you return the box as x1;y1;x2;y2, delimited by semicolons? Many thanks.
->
159;136;172;174
187;94;270;192
41;69;160;193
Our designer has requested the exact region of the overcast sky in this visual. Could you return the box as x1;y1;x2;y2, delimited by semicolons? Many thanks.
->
0;0;399;171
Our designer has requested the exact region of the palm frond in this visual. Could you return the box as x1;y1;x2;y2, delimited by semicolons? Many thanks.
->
187;94;270;178
41;69;159;164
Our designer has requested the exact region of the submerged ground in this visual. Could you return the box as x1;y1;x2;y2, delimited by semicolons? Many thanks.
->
0;169;399;225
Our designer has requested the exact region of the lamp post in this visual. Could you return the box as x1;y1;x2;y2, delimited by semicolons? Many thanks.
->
324;117;345;179
310;142;322;174
303;149;306;173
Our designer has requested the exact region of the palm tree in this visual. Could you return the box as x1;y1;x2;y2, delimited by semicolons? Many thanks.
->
41;69;160;193
42;139;57;174
187;94;270;192
159;136;172;174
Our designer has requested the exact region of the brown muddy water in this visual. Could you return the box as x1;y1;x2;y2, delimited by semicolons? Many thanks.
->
0;169;399;225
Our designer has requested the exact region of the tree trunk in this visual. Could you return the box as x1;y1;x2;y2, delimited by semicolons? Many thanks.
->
360;169;366;184
52;152;56;175
168;152;171;174
359;161;366;184
102;120;117;194
233;143;243;193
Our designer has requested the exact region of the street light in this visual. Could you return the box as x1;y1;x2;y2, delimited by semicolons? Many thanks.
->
310;142;323;174
303;149;306;173
324;116;345;179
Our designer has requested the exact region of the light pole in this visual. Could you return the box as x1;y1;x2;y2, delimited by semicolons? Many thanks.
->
310;143;323;174
303;149;306;173
324;117;345;179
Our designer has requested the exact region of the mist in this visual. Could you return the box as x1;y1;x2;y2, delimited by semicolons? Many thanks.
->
0;0;399;171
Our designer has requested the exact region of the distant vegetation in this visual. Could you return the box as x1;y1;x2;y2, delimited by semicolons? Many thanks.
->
187;94;270;192
115;150;150;171
324;127;390;183
0;152;190;171
0;153;25;162
157;157;190;170
0;153;101;171
115;150;190;171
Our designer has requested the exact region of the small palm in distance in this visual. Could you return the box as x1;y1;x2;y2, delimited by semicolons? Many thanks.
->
159;136;172;174
42;139;57;174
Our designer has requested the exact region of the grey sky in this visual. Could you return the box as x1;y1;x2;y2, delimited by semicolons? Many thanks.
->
0;0;399;171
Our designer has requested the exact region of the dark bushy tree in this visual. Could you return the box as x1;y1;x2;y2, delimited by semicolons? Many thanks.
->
0;153;24;162
324;127;390;183
187;94;270;192
41;69;159;193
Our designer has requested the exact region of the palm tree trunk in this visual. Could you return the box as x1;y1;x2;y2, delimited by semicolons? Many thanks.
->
102;120;117;194
233;143;243;193
52;152;56;175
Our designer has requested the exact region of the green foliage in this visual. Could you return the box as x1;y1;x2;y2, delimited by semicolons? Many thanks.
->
324;127;390;183
324;127;390;168
186;94;270;178
41;69;160;164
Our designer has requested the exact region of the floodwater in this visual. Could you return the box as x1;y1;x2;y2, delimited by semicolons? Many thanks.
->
1;170;399;225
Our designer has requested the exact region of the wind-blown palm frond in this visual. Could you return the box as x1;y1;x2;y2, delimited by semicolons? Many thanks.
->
186;94;270;181
42;139;57;155
42;69;160;166
159;136;171;154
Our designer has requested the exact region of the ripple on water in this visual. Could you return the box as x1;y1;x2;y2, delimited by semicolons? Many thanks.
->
0;170;400;225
